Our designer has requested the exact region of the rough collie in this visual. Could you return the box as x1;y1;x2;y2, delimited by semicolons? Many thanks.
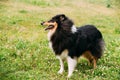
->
41;14;105;78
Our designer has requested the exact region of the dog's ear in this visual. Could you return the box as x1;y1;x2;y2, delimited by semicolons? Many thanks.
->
60;14;66;21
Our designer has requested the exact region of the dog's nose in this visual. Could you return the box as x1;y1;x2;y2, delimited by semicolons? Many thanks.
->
41;22;45;25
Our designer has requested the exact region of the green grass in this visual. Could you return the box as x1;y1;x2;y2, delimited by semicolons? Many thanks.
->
0;0;120;80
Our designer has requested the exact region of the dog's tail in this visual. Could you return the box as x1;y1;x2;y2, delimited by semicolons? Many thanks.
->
93;38;105;58
90;38;105;59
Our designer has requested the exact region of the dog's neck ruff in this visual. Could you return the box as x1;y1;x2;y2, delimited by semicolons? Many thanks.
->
47;25;77;40
47;30;54;41
71;25;77;33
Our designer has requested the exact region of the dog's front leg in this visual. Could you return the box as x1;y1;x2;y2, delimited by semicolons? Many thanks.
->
57;56;64;74
67;56;77;78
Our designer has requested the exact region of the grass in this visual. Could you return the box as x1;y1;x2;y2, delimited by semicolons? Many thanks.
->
0;0;120;80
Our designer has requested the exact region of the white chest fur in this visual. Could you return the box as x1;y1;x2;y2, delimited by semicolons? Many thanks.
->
47;30;55;51
47;30;53;41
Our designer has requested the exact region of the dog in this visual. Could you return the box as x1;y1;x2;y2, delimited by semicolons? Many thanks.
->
41;14;105;78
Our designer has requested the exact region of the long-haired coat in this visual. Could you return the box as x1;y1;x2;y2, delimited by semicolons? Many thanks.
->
41;14;105;78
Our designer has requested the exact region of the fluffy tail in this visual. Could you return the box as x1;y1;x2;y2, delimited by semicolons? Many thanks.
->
91;38;105;58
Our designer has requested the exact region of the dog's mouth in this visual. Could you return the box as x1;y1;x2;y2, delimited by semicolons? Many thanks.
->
45;25;54;30
41;21;57;31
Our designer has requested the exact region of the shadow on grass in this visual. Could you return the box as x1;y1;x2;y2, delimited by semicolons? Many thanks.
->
77;63;93;71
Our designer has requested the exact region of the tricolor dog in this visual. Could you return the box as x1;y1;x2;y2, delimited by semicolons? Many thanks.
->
41;14;105;78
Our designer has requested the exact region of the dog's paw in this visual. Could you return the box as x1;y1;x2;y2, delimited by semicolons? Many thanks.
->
57;70;64;74
67;74;72;78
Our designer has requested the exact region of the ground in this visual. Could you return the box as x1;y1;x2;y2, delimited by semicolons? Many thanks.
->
0;0;120;80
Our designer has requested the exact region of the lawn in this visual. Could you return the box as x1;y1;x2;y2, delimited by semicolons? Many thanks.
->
0;0;120;80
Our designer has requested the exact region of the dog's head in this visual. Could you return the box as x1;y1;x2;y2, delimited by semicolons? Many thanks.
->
41;14;73;31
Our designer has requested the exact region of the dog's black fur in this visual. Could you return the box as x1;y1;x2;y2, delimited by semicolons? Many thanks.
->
49;14;104;59
41;14;105;77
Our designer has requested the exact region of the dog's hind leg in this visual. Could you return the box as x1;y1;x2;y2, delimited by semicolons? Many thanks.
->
82;51;99;68
88;57;98;69
82;51;93;66
67;56;77;78
93;57;98;69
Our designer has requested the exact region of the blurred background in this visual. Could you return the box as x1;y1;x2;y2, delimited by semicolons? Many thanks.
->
0;0;120;80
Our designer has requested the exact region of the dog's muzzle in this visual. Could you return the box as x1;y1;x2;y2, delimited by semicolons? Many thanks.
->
41;21;55;30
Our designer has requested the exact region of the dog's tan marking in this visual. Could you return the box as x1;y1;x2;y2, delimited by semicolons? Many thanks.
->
82;51;97;68
45;21;57;40
42;21;57;26
43;21;58;33
46;21;58;53
50;22;58;33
